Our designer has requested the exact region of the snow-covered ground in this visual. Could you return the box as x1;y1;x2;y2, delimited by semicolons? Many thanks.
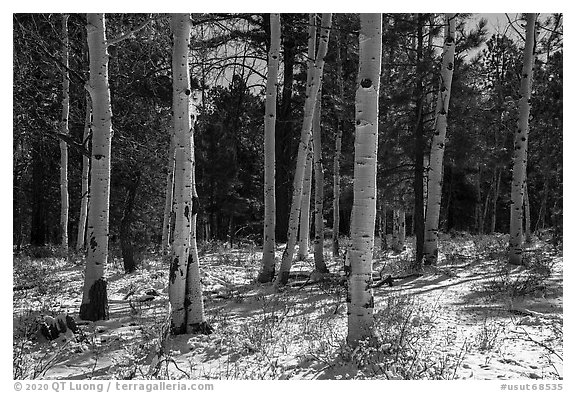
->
13;234;562;380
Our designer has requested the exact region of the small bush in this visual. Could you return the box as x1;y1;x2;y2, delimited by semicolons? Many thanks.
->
485;251;556;298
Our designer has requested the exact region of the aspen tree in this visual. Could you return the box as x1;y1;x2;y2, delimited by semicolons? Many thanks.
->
312;87;328;273
258;13;281;283
169;13;194;332
80;13;112;321
59;14;70;252
296;14;317;263
423;13;456;265
161;127;176;255
185;89;211;334
332;24;345;257
295;14;317;263
347;13;382;346
297;148;313;260
510;13;537;265
168;14;211;334
275;13;332;286
76;95;91;251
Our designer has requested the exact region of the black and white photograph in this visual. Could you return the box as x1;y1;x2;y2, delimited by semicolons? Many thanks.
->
11;9;564;387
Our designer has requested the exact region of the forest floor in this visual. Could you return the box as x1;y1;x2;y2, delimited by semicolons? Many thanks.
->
13;232;563;380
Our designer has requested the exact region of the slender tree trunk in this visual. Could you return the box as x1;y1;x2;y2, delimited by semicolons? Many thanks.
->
524;181;532;243
297;147;313;260
392;208;406;252
59;14;70;252
510;14;536;265
120;174;140;273
185;92;211;334
347;13;382;347
475;165;484;233
80;13;112;321
536;175;549;230
31;138;49;247
332;18;345;258
169;13;194;333
490;167;501;233
380;202;388;251
275;15;296;243
275;14;332;286
312;86;328;273
258;13;281;282
295;14;318;263
413;14;426;271
423;13;456;265
161;127;176;255
77;94;91;251
481;178;493;234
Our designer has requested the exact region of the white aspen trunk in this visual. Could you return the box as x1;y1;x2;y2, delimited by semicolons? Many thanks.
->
59;14;70;252
80;13;111;321
297;146;313;261
169;13;194;333
297;13;317;263
312;87;327;272
76;94;91;251
275;13;332;286
185;89;211;334
510;14;536;265
347;13;382;347
332;24;344;258
258;13;281;282
161;127;176;255
423;13;456;265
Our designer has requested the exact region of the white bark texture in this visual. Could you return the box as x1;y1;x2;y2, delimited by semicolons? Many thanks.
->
312;89;327;272
259;13;281;282
76;94;91;251
423;13;456;265
297;13;316;263
275;13;332;286
332;26;345;257
347;13;382;346
510;14;536;265
185;90;207;332
297;147;313;260
161;127;176;255
59;14;70;251
80;13;112;321
169;13;194;332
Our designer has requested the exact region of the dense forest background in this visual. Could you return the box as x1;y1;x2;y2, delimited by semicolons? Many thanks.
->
12;13;562;257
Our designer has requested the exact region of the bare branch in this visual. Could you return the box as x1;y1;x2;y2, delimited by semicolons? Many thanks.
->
106;14;156;46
